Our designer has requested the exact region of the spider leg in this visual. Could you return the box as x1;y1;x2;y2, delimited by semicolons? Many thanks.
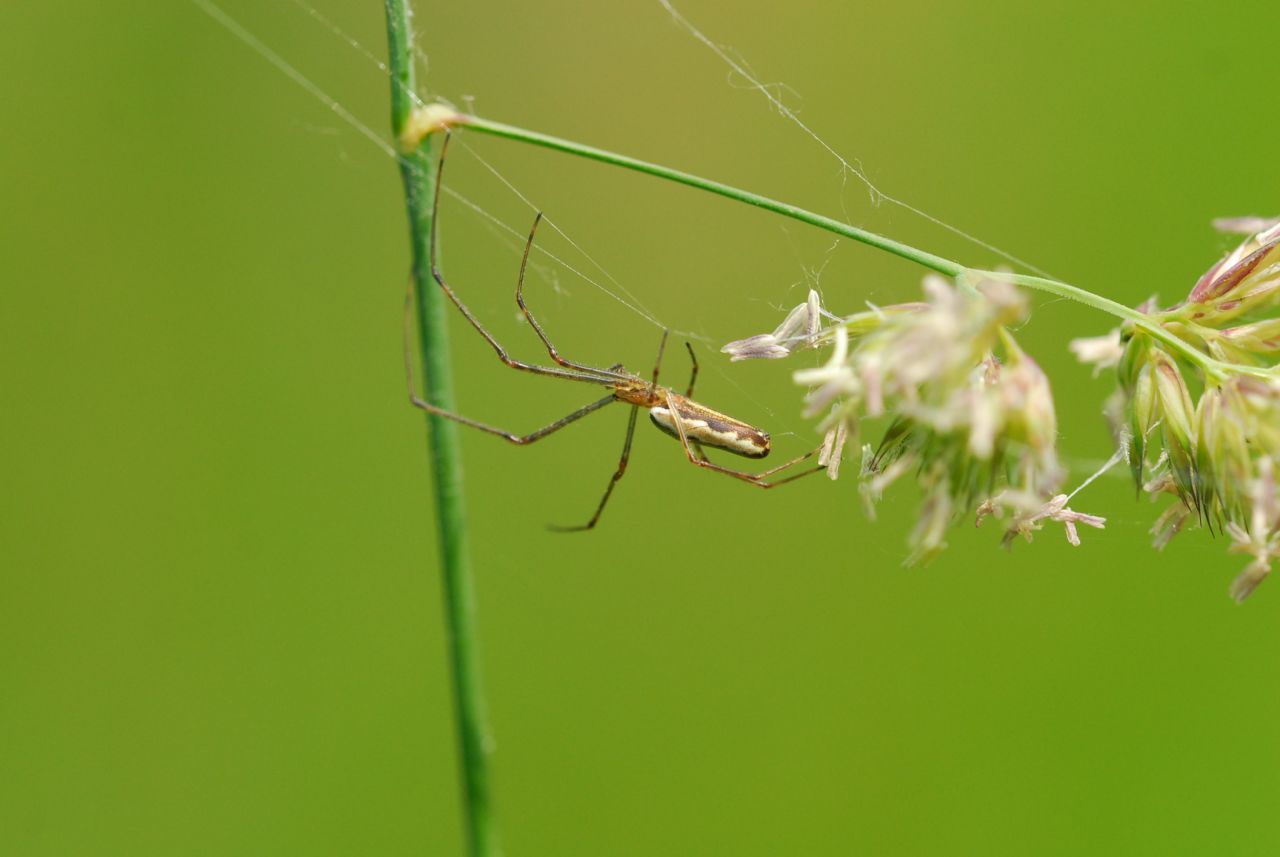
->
409;391;616;445
647;329;670;395
513;213;628;380
549;405;640;532
424;135;621;386
683;342;699;398
660;338;706;460
660;341;706;460
663;391;825;488
405;272;617;442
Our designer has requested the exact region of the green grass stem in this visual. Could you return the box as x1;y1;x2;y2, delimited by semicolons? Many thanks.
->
383;6;498;857
427;109;1259;379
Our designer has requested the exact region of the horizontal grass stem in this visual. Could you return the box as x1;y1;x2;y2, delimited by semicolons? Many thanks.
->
432;109;1261;380
451;113;963;277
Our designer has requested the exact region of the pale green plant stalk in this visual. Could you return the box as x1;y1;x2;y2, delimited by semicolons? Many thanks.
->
402;105;1262;381
383;5;497;857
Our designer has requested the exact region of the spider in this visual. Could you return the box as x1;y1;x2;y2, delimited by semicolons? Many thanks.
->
405;135;825;530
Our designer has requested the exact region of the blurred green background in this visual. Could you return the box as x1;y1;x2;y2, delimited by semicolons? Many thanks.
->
4;1;1279;854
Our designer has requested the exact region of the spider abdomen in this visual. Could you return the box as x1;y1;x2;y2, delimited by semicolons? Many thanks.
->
648;396;770;459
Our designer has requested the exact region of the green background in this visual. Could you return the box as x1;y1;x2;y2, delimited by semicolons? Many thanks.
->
4;1;1279;854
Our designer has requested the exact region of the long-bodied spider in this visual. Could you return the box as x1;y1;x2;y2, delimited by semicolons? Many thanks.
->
406;135;824;530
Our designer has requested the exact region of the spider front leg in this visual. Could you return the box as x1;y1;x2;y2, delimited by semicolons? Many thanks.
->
404;278;617;443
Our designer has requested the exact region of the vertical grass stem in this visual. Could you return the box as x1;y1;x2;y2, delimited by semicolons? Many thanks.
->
383;3;498;856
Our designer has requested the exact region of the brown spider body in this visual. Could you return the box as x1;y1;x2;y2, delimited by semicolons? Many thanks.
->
606;374;770;459
648;395;770;459
404;135;819;530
